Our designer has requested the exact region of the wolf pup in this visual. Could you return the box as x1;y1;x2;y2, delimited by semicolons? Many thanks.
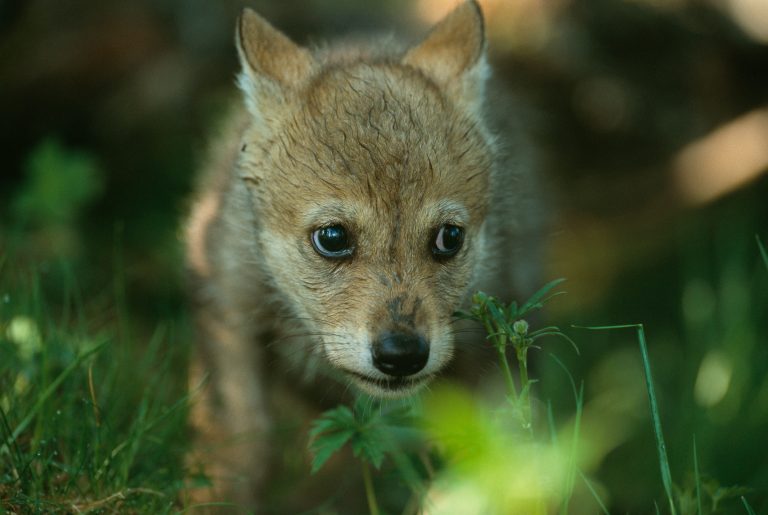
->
186;0;541;509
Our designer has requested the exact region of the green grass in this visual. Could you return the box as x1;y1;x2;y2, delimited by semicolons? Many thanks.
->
0;260;192;513
576;324;676;515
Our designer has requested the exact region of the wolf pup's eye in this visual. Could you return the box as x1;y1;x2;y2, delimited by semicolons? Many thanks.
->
311;225;353;258
432;224;464;258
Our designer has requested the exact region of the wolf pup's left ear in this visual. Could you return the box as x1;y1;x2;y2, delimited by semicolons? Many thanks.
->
236;8;315;120
403;0;488;110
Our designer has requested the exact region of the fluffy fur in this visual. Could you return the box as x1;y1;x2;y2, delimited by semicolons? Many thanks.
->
185;1;543;509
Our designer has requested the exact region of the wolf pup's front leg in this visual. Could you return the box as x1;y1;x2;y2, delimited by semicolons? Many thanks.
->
185;118;275;509
187;306;270;509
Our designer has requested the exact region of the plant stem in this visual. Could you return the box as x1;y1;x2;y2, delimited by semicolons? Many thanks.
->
497;347;518;401
517;346;529;389
361;461;379;515
484;317;519;402
576;324;677;515
516;345;533;433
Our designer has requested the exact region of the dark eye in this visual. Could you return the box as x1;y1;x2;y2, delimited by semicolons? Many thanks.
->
311;225;353;258
433;224;464;258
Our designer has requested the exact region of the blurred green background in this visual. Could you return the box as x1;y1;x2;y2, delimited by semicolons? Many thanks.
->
1;0;767;512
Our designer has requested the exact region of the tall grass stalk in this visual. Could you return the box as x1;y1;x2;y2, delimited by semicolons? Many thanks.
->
549;352;584;515
693;436;702;515
576;324;677;515
0;259;191;512
1;340;107;454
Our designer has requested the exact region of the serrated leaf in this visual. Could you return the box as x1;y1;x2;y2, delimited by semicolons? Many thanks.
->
309;428;355;474
308;417;341;438
308;405;356;438
352;433;387;469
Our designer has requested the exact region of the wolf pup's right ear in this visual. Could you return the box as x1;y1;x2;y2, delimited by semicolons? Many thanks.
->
403;0;488;111
236;8;315;120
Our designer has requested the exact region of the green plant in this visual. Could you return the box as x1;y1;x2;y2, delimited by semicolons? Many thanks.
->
577;323;677;515
0;259;192;513
11;139;103;228
308;279;584;515
308;396;419;515
454;279;577;434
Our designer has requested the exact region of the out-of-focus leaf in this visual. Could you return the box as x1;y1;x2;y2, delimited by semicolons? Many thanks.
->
309;427;355;474
12;139;103;226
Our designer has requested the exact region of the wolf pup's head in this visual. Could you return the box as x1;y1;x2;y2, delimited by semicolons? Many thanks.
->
236;1;496;397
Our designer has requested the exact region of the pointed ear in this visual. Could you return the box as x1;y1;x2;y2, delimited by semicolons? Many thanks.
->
236;8;315;117
403;0;488;101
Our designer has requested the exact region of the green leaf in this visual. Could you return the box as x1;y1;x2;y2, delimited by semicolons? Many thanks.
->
519;278;566;316
309;427;355;474
352;434;387;469
486;299;507;327
506;300;519;320
308;404;360;473
308;397;419;474
13;139;103;225
308;405;355;438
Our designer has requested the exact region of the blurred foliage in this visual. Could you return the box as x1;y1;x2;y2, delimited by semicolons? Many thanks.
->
421;385;572;515
12;139;102;227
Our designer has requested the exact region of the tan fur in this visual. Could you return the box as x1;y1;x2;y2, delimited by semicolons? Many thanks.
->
185;1;543;510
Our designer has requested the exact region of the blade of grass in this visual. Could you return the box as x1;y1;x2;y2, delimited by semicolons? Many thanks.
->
546;401;558;447
0;404;24;481
579;470;610;515
548;353;584;515
635;324;676;515
575;324;677;515
519;278;566;315
694;435;702;515
1;340;108;454
741;496;757;515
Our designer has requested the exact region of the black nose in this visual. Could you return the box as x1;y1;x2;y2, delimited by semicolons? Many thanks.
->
372;332;429;377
